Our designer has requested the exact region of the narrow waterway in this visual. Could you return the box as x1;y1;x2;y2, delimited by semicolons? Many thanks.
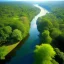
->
6;4;49;64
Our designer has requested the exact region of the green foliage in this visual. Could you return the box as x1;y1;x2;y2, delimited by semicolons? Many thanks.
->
0;2;39;21
41;30;52;43
37;16;53;32
36;2;64;64
0;46;6;59
0;2;40;59
55;48;64;61
0;26;12;44
37;2;64;52
51;59;59;64
0;2;40;45
50;28;62;38
34;44;56;64
3;26;12;34
12;29;22;41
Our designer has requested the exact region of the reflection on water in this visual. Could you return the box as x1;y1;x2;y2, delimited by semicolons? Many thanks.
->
6;4;49;64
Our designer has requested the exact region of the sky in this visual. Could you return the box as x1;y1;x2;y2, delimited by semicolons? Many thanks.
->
0;0;64;1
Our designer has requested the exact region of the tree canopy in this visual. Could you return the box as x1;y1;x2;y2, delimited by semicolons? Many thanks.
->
0;2;40;44
34;44;56;64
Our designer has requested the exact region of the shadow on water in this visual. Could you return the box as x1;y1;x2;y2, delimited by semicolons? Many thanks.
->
0;34;29;64
5;38;40;64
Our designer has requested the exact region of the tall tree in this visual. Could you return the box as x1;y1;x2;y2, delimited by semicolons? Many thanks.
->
34;44;56;64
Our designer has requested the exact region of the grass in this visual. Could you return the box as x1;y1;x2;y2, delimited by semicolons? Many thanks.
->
0;42;20;59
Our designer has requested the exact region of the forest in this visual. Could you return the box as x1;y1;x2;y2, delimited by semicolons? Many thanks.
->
0;2;40;59
0;1;64;64
35;1;64;64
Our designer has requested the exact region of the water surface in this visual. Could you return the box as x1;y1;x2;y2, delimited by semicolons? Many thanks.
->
6;4;49;64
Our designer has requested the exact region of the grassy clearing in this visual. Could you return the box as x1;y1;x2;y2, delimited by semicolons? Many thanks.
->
0;42;19;59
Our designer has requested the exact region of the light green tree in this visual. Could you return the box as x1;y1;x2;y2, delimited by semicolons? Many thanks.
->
3;26;12;34
34;44;56;64
12;29;22;41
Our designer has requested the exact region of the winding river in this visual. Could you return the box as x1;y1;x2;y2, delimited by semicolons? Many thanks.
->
6;4;49;64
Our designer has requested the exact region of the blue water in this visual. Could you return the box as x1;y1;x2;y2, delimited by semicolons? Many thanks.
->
6;4;48;64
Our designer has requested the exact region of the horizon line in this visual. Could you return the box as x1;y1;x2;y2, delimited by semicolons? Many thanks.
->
0;0;64;2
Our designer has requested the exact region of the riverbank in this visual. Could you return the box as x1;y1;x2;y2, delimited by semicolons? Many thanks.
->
0;2;40;61
0;42;19;59
0;38;25;60
0;34;29;60
0;35;29;64
5;4;49;64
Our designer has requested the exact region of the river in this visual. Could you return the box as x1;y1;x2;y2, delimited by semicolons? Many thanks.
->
6;4;49;64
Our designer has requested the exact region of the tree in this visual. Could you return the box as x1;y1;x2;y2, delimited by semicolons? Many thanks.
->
12;29;22;41
50;28;62;38
34;44;56;64
3;26;12;34
41;30;52;43
0;2;39;44
51;59;59;64
55;48;64;61
0;26;12;44
37;17;53;32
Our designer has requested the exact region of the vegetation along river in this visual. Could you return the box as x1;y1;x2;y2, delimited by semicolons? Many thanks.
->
6;4;49;64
